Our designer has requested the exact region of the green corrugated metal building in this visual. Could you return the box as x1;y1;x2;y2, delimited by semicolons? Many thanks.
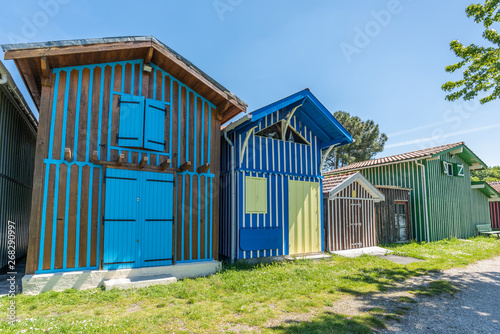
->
324;142;500;242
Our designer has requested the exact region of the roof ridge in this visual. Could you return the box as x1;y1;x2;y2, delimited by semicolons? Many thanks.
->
323;142;465;175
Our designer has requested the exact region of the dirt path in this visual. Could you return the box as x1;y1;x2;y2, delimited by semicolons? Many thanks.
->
377;256;500;333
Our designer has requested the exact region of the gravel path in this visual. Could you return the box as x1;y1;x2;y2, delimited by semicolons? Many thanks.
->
379;256;500;333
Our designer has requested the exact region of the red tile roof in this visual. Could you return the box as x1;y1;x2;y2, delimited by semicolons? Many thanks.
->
488;182;500;193
322;172;357;193
324;142;464;175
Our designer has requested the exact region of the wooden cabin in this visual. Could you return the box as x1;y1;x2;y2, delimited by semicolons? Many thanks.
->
220;89;353;260
322;172;385;252
324;143;497;242
2;36;246;293
0;61;37;269
489;182;500;229
374;186;412;244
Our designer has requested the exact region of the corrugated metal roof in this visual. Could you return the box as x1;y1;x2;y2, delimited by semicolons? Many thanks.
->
488;181;500;194
0;60;37;132
324;142;466;175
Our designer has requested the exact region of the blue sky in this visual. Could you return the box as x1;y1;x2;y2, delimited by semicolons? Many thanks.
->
1;0;499;166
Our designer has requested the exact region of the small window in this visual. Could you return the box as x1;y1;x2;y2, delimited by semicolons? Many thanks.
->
442;161;454;176
246;177;267;214
255;120;310;145
144;98;166;151
456;164;465;177
117;94;145;148
117;93;166;152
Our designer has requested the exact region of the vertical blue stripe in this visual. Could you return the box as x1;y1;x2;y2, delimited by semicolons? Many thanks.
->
197;176;201;260
209;178;213;259
153;69;157;98
85;69;94;162
107;66;115;158
121;65;125;93
186;92;190;165
87;167;93;267
47;72;60;159
96;69;105;159
130;63;135;94
50;166;60;270
201;102;205;165
207;106;212;167
193;97;197;168
178;85;181;167
75;165;82;268
96;167;103;268
169;76;173;156
38;164;50;271
62;165;71;269
205;177;208;259
73;70;82;156
181;174;185;261
189;175;193;261
139;61;143;96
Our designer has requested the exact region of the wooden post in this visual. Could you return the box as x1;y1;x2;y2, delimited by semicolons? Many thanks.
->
64;148;72;162
139;156;148;168
92;150;98;163
179;161;191;172
160;158;171;170
197;163;210;174
117;153;124;166
41;57;51;87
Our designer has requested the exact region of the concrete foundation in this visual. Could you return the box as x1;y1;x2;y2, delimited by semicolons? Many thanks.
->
22;260;221;295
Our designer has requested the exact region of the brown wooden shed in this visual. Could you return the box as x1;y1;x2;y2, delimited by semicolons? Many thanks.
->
2;36;247;292
323;172;385;252
374;186;412;244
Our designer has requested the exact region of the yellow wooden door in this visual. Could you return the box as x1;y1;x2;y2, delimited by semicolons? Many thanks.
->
288;180;321;255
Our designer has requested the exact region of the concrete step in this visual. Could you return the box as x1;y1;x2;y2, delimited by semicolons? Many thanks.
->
103;275;177;290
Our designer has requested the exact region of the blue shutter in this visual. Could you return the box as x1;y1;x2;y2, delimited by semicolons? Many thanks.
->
118;94;145;148
144;98;166;151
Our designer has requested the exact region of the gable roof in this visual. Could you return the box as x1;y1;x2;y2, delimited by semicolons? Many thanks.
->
473;181;500;202
224;89;353;149
324;142;486;175
323;171;385;202
488;181;500;194
1;36;246;123
0;60;37;133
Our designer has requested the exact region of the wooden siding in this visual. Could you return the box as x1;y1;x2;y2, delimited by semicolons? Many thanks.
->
28;59;219;274
324;180;377;252
426;153;490;240
491;202;500;229
0;87;37;268
220;108;323;260
360;153;491;242
361;161;426;241
374;187;412;244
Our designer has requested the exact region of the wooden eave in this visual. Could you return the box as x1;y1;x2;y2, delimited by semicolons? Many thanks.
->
4;39;246;123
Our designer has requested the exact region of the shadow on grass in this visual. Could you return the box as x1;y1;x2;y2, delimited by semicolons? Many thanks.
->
338;267;429;295
269;311;385;334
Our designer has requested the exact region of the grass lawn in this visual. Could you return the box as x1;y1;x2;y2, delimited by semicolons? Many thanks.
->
1;237;500;333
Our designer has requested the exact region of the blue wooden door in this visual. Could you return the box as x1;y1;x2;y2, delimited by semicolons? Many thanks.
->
140;172;174;267
103;169;140;269
103;169;174;270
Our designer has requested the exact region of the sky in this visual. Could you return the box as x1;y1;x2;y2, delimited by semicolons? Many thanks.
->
1;0;499;166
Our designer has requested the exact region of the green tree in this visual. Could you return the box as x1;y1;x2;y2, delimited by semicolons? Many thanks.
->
471;166;500;181
323;111;387;171
442;0;500;104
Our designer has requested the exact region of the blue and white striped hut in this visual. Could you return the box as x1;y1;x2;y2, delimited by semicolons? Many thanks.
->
220;89;353;260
